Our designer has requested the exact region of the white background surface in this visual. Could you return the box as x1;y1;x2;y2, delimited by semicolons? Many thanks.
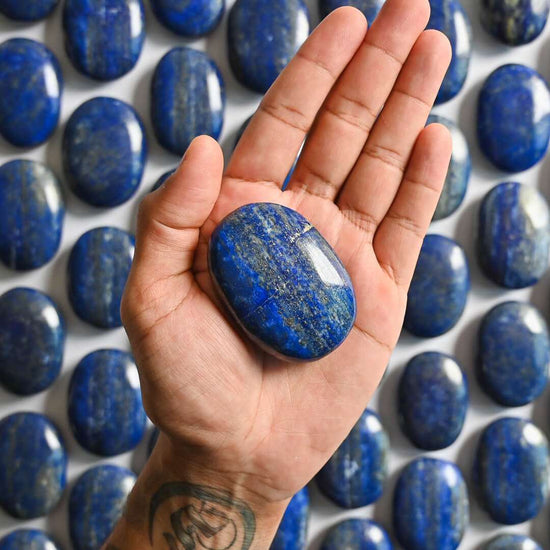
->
1;0;550;548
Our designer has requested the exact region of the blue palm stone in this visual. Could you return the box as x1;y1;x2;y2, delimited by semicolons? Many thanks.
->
0;38;62;147
270;487;309;550
473;417;549;524
150;0;224;36
209;203;356;361
0;530;62;550
151;169;176;192
320;519;393;550
316;409;388;508
0;0;58;20
483;535;543;550
0;412;67;519
318;0;385;22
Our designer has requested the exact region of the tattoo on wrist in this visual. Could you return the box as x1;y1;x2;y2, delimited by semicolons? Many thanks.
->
149;482;256;550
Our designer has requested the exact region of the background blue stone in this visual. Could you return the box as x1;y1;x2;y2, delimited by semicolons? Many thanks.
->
270;487;309;550
318;0;385;23
483;534;543;550
0;0;58;20
320;518;393;550
150;0;224;36
0;529;62;550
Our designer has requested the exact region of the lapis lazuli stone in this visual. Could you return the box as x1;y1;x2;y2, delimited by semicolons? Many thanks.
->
481;0;549;45
209;203;356;360
316;409;388;508
0;0;58;20
68;349;147;456
63;97;146;207
151;169;176;192
0;38;62;148
271;487;309;550
0;412;67;519
398;352;468;450
0;160;64;271
150;0;224;36
427;115;471;220
68;227;135;329
0;288;65;395
478;182;550;288
404;234;469;338
0;530;62;550
228;0;310;94
427;0;472;104
63;0;145;80
69;464;136;550
148;427;160;456
478;64;550;172
393;457;469;550
483;534;543;550
318;0;385;22
321;519;393;550
473;417;549;524
478;301;549;407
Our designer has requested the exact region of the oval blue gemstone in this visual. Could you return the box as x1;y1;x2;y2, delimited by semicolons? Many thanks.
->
0;412;67;519
474;417;549;524
270;487;309;550
321;519;393;550
318;0;385;23
209;203;356;361
478;182;550;288
148;427;160;457
0;160;64;270
316;409;388;507
393;457;469;550
0;529;62;550
63;97;146;207
481;0;549;45
427;115;471;220
228;0;310;93
404;234;469;338
69;464;136;550
483;534;543;550
0;38;62;147
63;0;145;80
150;0;224;36
151;169;176;192
152;47;225;157
0;0;58;20
398;352;468;450
0;288;65;395
68;227;135;328
478;64;550;172
427;0;472;104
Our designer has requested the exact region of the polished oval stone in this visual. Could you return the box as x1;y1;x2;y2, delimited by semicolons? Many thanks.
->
69;464;136;550
68;349;147;456
151;168;176;192
209;203;356;361
318;0;385;22
0;288;65;395
473;417;549;524
228;0;310;93
151;0;224;36
427;0;472;104
481;0;549;45
63;0;145;80
0;0;58;20
0;530;62;550
478;64;550;172
427;115;471;220
63;97;146;207
320;519;393;550
393;457;469;550
0;38;62;148
68;227;135;328
271;487;309;550
404;234;469;338
478;182;550;288
316;409;388;507
483;534;543;550
148;427;160;456
0;160;64;270
0;412;67;519
398;352;468;450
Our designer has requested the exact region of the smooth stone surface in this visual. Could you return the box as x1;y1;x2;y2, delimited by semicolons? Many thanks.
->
152;47;225;156
68;349;147;456
63;0;145;80
318;0;385;22
68;227;135;329
148;427;159;456
228;0;310;93
473;417;549;524
427;0;472;104
271;487;309;550
151;168;176;192
63;97;146;207
404;234;470;338
478;182;550;288
0;288;65;395
0;0;58;20
151;0;224;36
398;352;468;450
393;457;469;550
427;115;471;220
69;464;136;550
481;0;549;45
478;64;550;172
0;530;62;550
316;409;388;508
483;534;543;550
320;519;393;550
0;160;64;270
209;203;356;361
0;38;62;147
0;412;67;519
